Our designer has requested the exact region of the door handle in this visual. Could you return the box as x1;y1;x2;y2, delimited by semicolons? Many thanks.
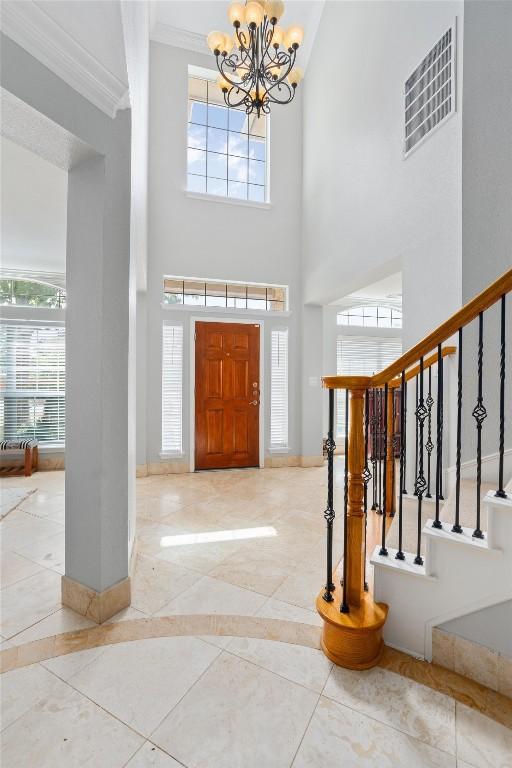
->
249;400;259;406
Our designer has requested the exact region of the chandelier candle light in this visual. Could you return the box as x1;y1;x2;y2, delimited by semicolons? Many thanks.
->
207;0;304;117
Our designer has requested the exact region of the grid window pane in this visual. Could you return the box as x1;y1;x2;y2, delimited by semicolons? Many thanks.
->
207;177;227;196
228;181;248;199
207;152;227;179
248;184;265;202
229;131;249;157
188;174;206;194
249;160;265;186
188;148;206;176
249;137;265;161
229;108;248;133
189;77;207;103
337;306;403;329
228;155;248;182
208;104;228;129
207;127;228;153
188;124;207;150
189;101;207;125
187;73;268;201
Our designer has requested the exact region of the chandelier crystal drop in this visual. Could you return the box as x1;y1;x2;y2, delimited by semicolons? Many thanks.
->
207;0;304;117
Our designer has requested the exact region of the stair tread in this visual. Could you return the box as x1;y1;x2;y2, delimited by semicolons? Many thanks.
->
423;519;502;553
370;545;437;579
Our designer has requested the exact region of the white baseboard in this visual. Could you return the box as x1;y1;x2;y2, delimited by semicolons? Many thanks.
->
445;447;512;495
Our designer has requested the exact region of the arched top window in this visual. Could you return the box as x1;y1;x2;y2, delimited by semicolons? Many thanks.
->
0;279;66;308
337;305;402;328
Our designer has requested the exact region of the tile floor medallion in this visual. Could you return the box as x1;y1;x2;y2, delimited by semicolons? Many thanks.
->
1;467;511;767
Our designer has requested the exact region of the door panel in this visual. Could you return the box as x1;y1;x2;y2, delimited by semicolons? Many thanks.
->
195;322;260;470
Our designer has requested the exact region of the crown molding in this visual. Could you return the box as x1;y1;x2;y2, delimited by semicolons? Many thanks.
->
150;21;209;56
1;1;129;118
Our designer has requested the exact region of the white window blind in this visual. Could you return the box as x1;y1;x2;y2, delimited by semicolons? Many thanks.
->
270;328;288;448
0;324;66;446
336;336;402;437
162;324;183;453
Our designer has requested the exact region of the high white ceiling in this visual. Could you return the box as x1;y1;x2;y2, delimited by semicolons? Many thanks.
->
331;272;403;305
37;0;128;85
150;0;325;69
1;0;129;116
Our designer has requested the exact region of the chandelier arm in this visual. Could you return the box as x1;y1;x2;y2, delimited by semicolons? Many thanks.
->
264;81;296;106
260;18;276;64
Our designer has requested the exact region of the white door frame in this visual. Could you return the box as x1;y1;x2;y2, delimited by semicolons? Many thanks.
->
189;316;265;472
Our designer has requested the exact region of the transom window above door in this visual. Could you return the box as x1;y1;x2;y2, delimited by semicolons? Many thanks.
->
163;276;287;313
187;70;268;203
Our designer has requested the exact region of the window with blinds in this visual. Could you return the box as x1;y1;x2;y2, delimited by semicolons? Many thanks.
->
0;324;66;446
336;336;402;437
270;328;288;448
162;324;184;453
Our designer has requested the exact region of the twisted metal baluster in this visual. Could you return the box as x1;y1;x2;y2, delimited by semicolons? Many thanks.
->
362;389;372;590
371;390;378;510
472;312;486;539
496;295;507;499
402;378;408;494
396;371;406;560
452;328;463;534
341;389;350;614
414;376;419;496
414;358;427;565
375;389;382;515
433;344;443;529
322;388;336;602
425;367;434;498
379;383;389;556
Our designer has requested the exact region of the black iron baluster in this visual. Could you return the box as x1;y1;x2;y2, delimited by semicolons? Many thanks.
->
377;388;383;515
379;383;389;556
362;389;372;590
452;328;463;533
402;378;408;494
433;344;443;529
414;376;419;495
425;367;434;498
322;388;336;602
396;371;406;560
371;390;378;510
414;358;428;565
341;389;350;613
472;312;487;539
496;295;507;498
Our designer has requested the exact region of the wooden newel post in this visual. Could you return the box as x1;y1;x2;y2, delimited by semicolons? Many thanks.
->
317;376;389;670
346;387;366;607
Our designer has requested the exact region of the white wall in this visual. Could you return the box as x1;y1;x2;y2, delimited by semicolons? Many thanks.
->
1;136;67;274
143;42;304;468
302;0;463;354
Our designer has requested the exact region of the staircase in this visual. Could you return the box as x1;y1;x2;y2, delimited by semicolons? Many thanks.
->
371;490;512;659
316;267;512;672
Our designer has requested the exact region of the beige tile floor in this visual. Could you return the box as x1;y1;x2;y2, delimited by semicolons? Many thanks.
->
1;466;510;767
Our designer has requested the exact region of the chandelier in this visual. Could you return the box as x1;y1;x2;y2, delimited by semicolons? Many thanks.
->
207;1;304;117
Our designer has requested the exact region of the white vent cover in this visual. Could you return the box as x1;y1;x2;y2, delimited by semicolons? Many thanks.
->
404;26;455;156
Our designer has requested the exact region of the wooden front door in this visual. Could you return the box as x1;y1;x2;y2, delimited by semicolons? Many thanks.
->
195;321;260;470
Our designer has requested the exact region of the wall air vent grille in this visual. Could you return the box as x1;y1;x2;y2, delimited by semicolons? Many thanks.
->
404;26;455;156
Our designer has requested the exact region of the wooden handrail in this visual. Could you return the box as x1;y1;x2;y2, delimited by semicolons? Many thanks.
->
324;346;456;391
323;267;512;390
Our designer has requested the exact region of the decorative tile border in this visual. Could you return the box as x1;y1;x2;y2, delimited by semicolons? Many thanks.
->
1;614;510;728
